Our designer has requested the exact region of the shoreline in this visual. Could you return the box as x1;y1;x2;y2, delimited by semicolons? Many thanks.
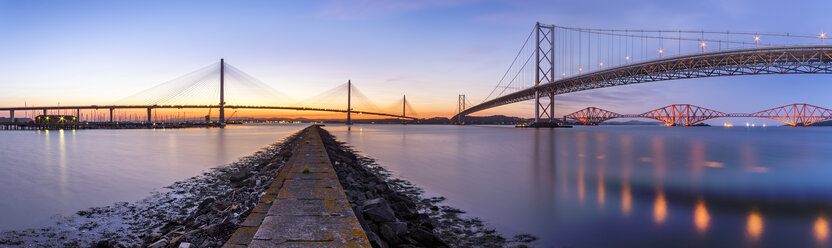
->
0;126;536;247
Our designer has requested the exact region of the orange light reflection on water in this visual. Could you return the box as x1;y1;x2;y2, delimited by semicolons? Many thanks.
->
815;216;829;243
747;210;764;240
694;199;710;233
653;191;667;224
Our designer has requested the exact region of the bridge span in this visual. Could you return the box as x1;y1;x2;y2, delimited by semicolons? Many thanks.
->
0;105;416;124
453;23;832;124
1;60;419;124
565;103;832;126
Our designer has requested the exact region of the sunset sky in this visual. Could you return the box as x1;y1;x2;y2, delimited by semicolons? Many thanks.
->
1;0;831;123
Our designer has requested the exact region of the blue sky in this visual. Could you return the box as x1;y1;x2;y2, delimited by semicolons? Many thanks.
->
1;0;830;123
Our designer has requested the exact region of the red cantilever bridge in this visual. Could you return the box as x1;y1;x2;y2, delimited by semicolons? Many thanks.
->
564;103;832;126
452;23;832;124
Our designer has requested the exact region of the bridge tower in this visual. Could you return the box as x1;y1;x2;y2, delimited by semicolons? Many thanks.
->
534;22;556;123
219;58;225;124
456;94;466;124
346;80;352;125
402;95;406;124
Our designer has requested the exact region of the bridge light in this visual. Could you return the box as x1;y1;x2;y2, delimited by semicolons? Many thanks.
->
821;33;827;39
754;36;760;41
658;49;663;54
562;73;566;76
625;56;630;60
599;62;604;66
578;67;583;72
700;42;706;47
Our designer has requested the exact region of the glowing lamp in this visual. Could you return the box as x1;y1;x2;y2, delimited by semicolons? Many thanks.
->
754;36;760;41
599;62;604;66
625;56;630;60
658;49;664;54
701;42;706;47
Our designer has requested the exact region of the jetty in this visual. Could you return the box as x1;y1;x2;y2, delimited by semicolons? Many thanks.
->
224;125;370;247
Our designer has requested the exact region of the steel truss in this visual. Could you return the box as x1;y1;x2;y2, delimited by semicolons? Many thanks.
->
564;103;832;126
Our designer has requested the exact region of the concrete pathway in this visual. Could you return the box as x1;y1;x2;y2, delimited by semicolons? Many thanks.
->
224;126;370;248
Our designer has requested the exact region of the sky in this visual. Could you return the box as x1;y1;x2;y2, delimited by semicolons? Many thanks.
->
1;0;831;123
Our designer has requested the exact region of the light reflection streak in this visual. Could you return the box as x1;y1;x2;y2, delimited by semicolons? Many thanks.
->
595;133;606;208
653;190;667;224
815;216;829;243
747;210;764;240
694;199;710;233
620;135;633;216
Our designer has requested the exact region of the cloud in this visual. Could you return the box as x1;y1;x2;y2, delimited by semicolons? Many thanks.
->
317;0;472;20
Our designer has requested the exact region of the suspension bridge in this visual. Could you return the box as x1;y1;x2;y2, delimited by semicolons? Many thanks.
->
0;59;419;126
453;23;832;126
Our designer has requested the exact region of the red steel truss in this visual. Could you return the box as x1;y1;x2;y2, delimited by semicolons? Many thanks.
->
563;104;832;126
750;103;832;126
563;107;624;125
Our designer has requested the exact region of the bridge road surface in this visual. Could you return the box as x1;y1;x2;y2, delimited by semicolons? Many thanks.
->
224;126;371;248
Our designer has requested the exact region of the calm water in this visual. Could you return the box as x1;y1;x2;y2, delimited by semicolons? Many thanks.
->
326;124;832;248
0;124;305;232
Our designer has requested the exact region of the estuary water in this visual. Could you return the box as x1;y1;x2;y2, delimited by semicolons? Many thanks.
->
0;124;305;232
326;124;832;248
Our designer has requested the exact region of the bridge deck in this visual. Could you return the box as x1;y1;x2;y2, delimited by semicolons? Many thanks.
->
224;126;370;248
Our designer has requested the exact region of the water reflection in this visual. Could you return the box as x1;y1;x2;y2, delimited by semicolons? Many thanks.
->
653;190;667;224
694;199;710;233
816;216;829;244
747;210;764;241
325;125;832;247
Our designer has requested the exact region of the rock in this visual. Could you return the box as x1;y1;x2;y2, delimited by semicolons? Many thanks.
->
229;170;248;182
365;231;388;248
197;198;215;211
389;221;408;236
379;223;401;245
411;228;447;247
361;198;397;223
390;202;417;219
92;240;111;248
178;242;193;248
148;238;167;248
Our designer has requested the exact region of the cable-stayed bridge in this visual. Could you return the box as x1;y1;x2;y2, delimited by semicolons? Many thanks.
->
453;23;832;126
0;59;419;124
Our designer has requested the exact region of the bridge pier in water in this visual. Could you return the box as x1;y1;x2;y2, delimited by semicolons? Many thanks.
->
109;108;114;123
146;108;152;123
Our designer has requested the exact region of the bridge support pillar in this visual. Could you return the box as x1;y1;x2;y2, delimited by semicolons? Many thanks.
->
219;58;225;124
109;108;114;123
9;110;14;123
346;80;352;125
533;22;555;123
42;109;46;116
147;108;152;123
76;109;80;121
549;92;555;123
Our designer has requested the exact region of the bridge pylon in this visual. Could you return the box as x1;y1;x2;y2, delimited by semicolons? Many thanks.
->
219;58;225;124
534;22;556;123
455;94;466;124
